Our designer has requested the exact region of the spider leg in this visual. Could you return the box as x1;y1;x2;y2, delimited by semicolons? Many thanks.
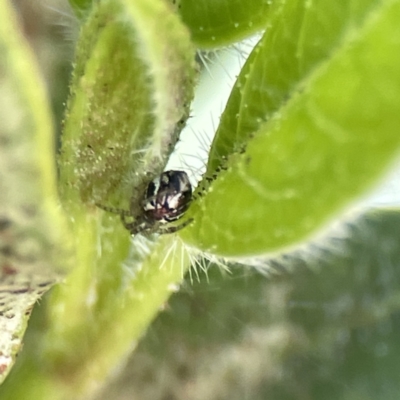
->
120;213;151;236
122;221;139;234
96;203;132;217
158;218;193;235
120;214;136;231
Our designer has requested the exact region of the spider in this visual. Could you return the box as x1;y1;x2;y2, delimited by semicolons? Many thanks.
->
97;170;193;235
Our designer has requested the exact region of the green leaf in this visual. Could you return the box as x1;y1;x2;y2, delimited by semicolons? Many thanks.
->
60;0;197;208
208;0;385;163
0;0;70;384
182;0;400;256
43;235;190;397
175;0;273;49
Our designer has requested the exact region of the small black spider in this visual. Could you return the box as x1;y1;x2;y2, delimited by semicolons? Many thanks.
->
97;170;193;235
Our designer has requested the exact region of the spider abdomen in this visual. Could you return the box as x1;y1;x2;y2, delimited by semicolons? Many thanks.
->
143;170;192;224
